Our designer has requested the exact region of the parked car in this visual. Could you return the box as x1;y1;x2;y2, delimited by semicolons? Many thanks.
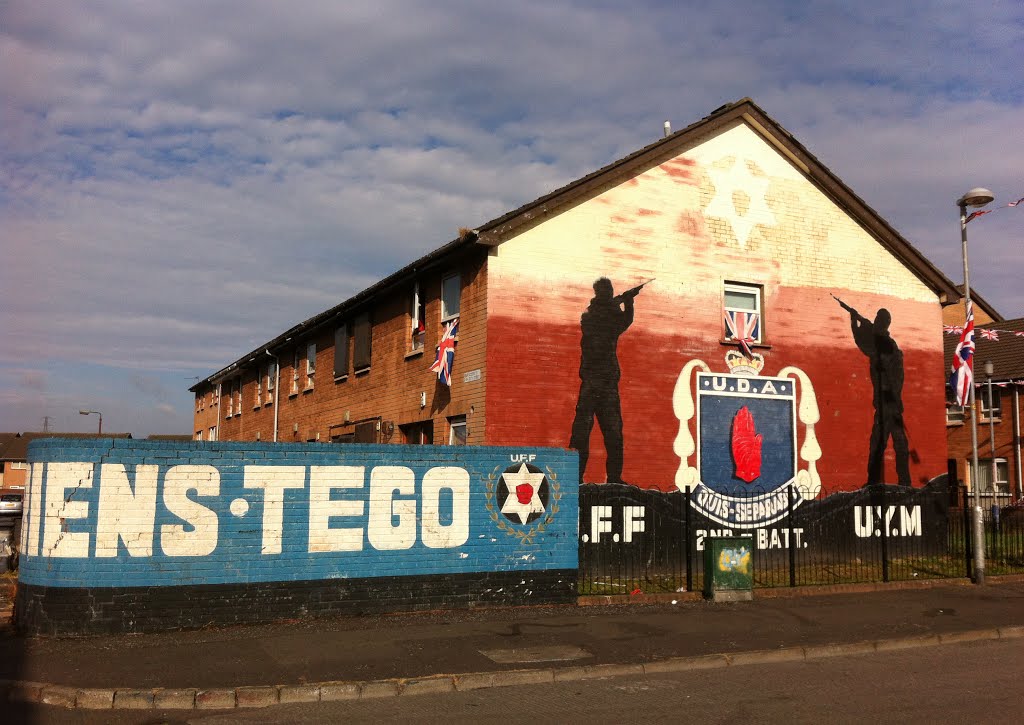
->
0;493;23;517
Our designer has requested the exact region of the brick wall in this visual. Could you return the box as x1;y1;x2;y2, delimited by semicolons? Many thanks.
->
17;438;578;635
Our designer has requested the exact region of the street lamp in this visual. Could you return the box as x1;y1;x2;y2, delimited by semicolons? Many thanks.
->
79;409;102;435
958;186;994;585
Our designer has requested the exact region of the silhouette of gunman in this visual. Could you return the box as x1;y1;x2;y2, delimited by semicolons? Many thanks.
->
570;278;640;484
840;301;911;486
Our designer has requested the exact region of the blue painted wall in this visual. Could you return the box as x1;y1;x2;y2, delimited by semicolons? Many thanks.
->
20;439;578;589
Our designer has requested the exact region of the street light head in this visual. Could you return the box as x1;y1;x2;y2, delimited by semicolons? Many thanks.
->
957;187;995;208
79;410;91;415
984;360;994;377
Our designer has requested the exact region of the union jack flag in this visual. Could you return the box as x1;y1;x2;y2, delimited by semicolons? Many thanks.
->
949;301;975;406
724;310;760;357
429;317;459;386
943;325;963;335
966;209;992;223
978;329;999;341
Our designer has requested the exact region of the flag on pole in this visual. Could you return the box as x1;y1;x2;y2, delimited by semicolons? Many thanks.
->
429;317;459;385
949;301;975;406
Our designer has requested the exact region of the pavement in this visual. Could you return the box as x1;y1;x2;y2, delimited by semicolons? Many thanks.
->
1;577;1024;711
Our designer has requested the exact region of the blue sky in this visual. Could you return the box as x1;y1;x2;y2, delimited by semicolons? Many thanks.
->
1;0;1021;437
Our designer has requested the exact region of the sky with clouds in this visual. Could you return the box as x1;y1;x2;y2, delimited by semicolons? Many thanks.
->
1;0;1021;437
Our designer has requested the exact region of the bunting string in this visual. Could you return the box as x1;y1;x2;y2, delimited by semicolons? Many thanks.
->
943;326;1024;341
965;195;1024;223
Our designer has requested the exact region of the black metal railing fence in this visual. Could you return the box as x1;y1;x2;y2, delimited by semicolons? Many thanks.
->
578;482;1024;596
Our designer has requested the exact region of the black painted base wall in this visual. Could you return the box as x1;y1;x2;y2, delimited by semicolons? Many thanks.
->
15;569;578;636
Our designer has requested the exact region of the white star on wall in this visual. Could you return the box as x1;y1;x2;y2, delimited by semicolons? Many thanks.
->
500;463;547;524
704;157;776;249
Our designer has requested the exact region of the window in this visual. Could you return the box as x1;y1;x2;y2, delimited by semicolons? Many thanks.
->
214;384;220;406
11;462;28;470
980;388;1002;421
234;378;242;416
945;387;965;425
976;458;1010;494
208;425;217;442
334;324;350;379
226;381;234;417
353;313;372;371
401;421;433;445
448;415;467;445
441;273;461;322
292;348;300;395
195;430;203;441
410;281;426;352
255;373;262;408
265;362;275;402
723;282;762;344
306;342;316;389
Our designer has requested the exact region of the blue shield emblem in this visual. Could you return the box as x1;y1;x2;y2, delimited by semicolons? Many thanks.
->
693;372;798;527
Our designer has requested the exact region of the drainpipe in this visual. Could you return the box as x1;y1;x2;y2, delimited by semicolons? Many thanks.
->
216;381;223;441
266;349;280;442
1015;386;1022;501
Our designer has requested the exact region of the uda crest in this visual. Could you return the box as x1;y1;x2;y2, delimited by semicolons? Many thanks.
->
485;462;561;545
672;351;822;528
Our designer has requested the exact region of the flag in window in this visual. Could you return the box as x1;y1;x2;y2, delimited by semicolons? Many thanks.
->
949;301;975;406
430;317;459;386
724;309;759;357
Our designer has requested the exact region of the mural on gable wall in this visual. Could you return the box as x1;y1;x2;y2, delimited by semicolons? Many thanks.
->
487;122;947;503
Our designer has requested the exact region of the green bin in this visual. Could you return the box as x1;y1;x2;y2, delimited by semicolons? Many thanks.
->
703;536;754;601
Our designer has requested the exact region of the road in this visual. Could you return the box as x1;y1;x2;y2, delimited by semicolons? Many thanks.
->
7;637;1020;724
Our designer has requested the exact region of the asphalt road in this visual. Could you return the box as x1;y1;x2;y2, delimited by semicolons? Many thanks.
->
7;637;1020;724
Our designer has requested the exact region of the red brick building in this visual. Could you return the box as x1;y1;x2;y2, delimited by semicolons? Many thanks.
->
944;308;1024;503
192;99;961;494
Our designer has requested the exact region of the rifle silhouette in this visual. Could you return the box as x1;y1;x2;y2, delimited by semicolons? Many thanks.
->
832;293;868;323
617;279;654;301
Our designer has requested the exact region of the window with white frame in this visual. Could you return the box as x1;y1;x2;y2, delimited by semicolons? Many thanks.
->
11;462;28;470
208;425;217;442
410;281;425;351
226;382;234;417
723;282;762;345
255;372;262;408
976;458;1010;494
448;415;467;445
234;378;241;416
980;388;1002;421
441;273;461;322
292;348;300;395
945;386;965;425
266;362;275;397
195;430;203;441
306;342;316;389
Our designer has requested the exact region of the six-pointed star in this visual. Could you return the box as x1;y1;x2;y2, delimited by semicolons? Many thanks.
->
500;463;547;524
704;156;776;249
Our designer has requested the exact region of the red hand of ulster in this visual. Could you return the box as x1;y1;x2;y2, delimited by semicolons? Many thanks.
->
731;405;762;483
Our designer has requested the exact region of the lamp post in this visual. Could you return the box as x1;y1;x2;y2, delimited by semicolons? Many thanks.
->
959;187;994;585
79;409;102;435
